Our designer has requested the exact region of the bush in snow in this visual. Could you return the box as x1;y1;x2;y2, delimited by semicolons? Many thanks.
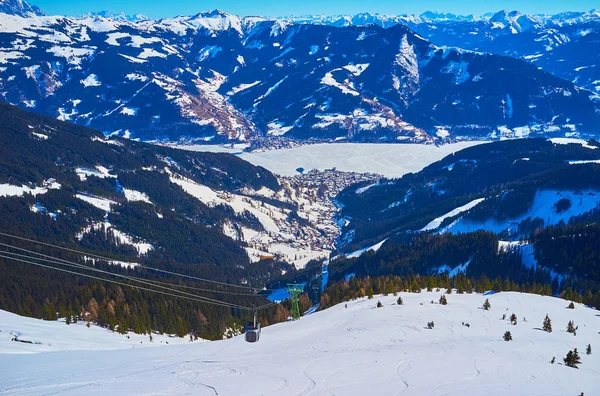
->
503;331;512;341
510;313;517;325
397;296;403;305
427;321;435;329
377;300;383;308
568;301;575;309
586;344;592;355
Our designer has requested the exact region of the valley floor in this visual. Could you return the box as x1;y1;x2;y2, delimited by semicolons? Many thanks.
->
180;142;485;177
1;291;599;395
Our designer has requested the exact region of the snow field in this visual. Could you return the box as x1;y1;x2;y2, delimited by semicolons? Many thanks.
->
0;310;192;355
1;291;598;395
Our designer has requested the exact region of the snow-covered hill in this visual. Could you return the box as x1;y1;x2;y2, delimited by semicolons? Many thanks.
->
1;291;598;395
0;310;192;354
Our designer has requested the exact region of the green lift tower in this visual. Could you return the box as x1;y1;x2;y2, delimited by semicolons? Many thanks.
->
287;284;304;320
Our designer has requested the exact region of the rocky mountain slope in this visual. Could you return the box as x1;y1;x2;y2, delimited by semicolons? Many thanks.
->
293;10;600;93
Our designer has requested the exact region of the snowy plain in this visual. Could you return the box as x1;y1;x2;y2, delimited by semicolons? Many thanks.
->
1;291;599;395
180;142;485;177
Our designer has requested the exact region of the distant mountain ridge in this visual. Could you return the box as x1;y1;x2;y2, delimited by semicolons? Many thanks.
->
0;2;598;143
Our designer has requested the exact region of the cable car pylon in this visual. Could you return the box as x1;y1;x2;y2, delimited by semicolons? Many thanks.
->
287;284;304;320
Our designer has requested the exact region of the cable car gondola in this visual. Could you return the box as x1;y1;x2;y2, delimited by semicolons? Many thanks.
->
245;307;261;343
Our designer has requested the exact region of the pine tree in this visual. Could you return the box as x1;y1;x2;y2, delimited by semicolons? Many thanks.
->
564;349;582;368
543;314;552;333
510;313;517;325
397;296;403;305
503;331;512;341
586;344;592;355
573;348;582;365
377;300;383;308
564;350;577;368
483;298;491;311
568;301;575;309
439;295;448;305
567;320;576;334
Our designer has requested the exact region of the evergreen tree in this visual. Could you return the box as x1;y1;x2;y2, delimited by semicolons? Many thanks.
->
503;331;512;341
564;348;582;368
43;305;58;321
567;320;576;334
574;348;582;365
564;350;577;368
439;295;448;305
568;301;575;309
543;314;552;333
510;313;517;325
586;344;592;355
376;300;383;308
483;298;491;311
397;296;403;305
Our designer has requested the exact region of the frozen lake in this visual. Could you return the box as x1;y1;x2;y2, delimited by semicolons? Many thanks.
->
179;141;487;177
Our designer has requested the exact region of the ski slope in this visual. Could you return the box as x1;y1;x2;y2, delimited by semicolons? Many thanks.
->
1;291;599;395
0;310;191;354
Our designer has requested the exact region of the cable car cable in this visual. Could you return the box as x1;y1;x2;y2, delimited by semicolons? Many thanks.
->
0;251;261;311
0;231;275;292
0;242;268;297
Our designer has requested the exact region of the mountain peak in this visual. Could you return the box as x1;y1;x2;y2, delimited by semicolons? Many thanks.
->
77;11;150;22
0;0;44;17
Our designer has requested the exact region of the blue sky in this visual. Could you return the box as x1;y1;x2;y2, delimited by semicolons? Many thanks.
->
31;0;598;19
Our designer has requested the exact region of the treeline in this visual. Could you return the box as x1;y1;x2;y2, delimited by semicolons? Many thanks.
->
330;231;545;284
533;223;600;288
324;229;600;308
0;248;293;339
319;274;600;312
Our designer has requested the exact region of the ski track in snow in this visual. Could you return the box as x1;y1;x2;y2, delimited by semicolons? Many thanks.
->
1;291;600;395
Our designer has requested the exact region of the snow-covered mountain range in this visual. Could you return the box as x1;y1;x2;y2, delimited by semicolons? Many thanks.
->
0;2;598;143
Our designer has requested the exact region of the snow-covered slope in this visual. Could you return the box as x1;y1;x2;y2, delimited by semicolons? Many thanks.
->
1;291;598;395
290;10;600;93
0;310;191;354
446;189;600;235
